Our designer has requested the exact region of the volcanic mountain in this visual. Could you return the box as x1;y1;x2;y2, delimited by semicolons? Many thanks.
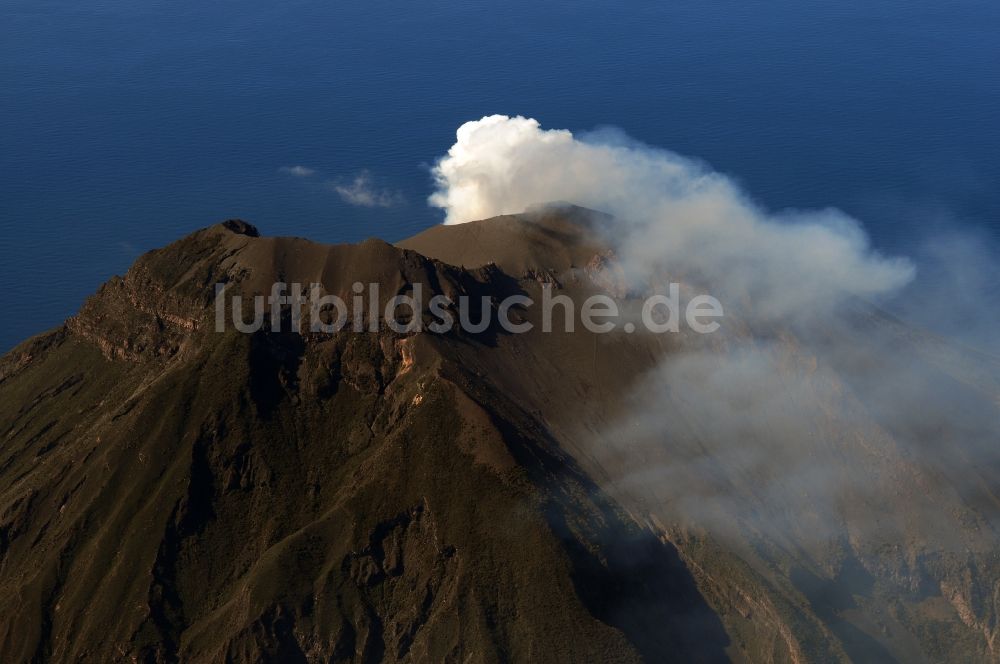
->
1;207;998;662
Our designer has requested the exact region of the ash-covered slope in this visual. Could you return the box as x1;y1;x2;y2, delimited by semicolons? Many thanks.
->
0;218;727;663
1;209;999;662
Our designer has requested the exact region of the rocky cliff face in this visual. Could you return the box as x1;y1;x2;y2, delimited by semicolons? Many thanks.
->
1;210;998;662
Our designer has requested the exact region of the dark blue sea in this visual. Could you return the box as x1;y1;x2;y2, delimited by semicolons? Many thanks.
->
2;0;998;351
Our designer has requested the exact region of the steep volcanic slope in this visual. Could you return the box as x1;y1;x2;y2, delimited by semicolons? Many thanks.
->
0;220;728;662
2;210;999;662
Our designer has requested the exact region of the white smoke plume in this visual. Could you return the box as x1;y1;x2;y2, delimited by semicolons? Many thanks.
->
430;115;914;323
427;115;1000;627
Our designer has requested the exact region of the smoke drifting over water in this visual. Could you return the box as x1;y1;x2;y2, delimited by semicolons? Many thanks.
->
430;115;914;324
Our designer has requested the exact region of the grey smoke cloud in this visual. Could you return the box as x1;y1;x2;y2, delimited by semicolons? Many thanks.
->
428;116;1000;635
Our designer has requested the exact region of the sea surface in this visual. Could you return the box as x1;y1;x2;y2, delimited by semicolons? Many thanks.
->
2;0;998;351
